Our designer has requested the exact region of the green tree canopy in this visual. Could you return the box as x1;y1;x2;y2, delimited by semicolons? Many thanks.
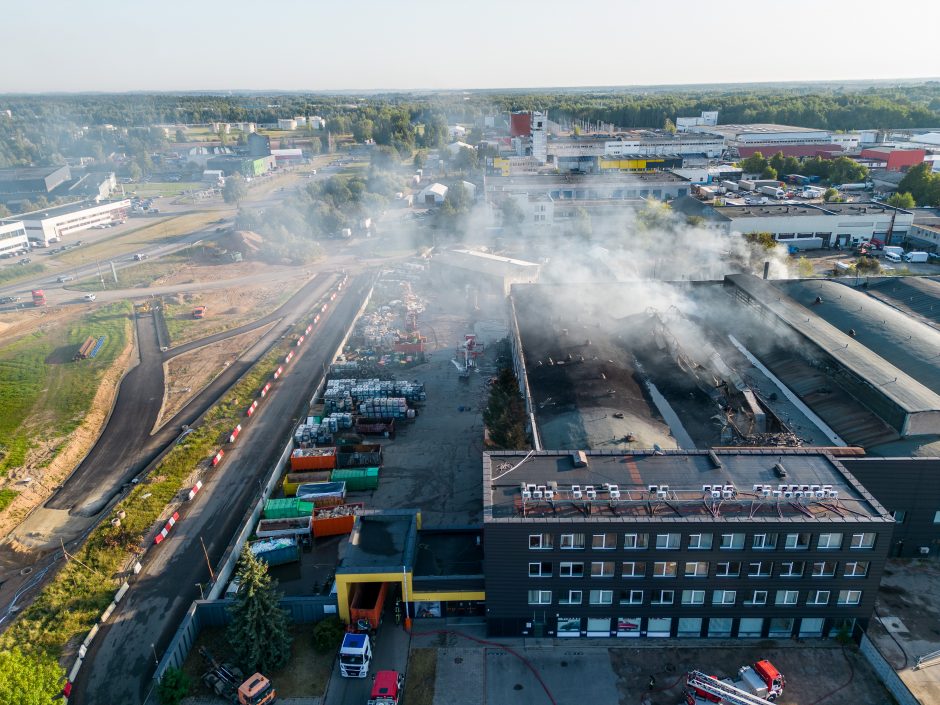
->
223;175;248;206
898;162;940;207
0;646;63;705
226;546;293;674
886;192;916;209
483;366;528;449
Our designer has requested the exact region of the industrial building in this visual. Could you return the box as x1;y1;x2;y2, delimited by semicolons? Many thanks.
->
3;199;131;247
0;221;30;257
270;148;304;167
431;248;540;297
676;199;914;250
484;172;691;205
907;208;940;251
0;165;71;197
205;155;275;177
483;449;892;639
688;123;832;149
859;147;925;172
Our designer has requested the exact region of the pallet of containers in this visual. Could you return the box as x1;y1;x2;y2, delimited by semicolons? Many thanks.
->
290;447;337;472
282;470;333;497
330;467;380;491
312;502;364;537
358;397;409;419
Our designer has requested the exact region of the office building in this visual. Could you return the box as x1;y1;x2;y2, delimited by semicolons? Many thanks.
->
0;221;30;257
3;199;131;247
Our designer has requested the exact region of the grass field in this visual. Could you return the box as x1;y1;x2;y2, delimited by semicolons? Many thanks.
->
0;261;45;286
162;284;295;344
72;255;192;292
124;182;204;198
0;301;133;479
403;648;437;705
55;211;226;266
0;292;328;694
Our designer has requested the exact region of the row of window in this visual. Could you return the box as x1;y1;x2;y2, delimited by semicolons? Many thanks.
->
528;531;877;551
527;559;870;579
547;615;850;639
528;588;863;607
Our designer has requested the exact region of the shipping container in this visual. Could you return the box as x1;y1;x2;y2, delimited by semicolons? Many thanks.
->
337;444;383;469
355;417;396;437
296;481;347;501
249;537;300;566
350;581;389;630
330;467;380;491
263;498;314;519
256;515;312;538
290;447;337;472
312;502;363;537
283;470;333;496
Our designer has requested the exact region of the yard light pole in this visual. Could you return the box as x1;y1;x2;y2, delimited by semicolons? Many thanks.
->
151;643;158;666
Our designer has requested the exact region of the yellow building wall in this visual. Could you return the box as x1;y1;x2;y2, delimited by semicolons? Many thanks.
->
335;570;484;622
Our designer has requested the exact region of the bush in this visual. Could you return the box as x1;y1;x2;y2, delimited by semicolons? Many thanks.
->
157;667;191;705
313;617;346;654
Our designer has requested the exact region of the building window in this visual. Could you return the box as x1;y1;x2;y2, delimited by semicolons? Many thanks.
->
688;533;713;550
653;561;678;578
624;533;649;550
838;590;862;605
529;534;552;550
591;561;615;578
812;560;838;578
850;533;876;549
808;590;830;606
652;589;674;605
720;533;745;550
817;533;843;550
893;510;906;523
529;562;552;577
712;590;736;606
655;533;680;550
780;561;805;578
528;590;551;605
619;589;644;605
677;617;703;637
560;562;584;578
785;533;810;550
590;590;613;605
768;618;794;638
621;561;646;578
738;617;764;637
844;561;869;578
684;561;709;578
708;617;733;637
747;561;771;578
775;590;799;606
560;533;585;550
752;533;777;550
681;589;705;605
648;617;672;637
559;590;582;605
557;617;581;636
934;510;940;524
745;590;768;606
592;533;617;550
800;617;825;637
716;561;741;577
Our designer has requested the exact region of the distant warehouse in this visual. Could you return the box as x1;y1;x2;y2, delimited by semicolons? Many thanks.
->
2;199;131;247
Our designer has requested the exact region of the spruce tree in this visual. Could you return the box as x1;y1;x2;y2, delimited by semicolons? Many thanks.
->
226;546;293;673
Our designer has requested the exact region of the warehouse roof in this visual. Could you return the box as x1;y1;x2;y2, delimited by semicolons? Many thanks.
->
0;165;69;181
483;450;889;522
337;509;418;574
726;274;940;418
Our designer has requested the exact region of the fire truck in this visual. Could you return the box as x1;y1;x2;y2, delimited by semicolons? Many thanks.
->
366;670;404;705
686;660;785;704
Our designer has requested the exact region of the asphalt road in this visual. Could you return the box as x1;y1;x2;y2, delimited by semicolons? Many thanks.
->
44;273;336;517
69;273;372;705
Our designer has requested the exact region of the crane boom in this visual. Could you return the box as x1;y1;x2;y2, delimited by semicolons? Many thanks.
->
686;670;776;705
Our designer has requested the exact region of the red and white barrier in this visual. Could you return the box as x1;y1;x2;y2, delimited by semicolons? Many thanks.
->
260;382;272;397
314;314;320;324
246;400;259;417
211;449;224;467
321;303;328;312
273;366;283;379
296;335;305;346
305;324;313;335
330;292;336;301
284;351;294;364
229;424;241;443
153;512;180;544
187;481;203;500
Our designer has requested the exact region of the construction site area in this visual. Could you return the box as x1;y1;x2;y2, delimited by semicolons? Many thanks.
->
511;271;940;456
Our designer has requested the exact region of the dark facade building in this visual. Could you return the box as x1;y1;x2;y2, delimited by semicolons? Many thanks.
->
483;450;893;640
0;165;71;196
841;458;940;559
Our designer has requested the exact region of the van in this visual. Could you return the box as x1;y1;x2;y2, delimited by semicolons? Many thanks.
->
885;251;902;263
904;251;929;263
882;246;904;258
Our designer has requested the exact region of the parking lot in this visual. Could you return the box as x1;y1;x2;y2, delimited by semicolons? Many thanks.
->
414;632;892;705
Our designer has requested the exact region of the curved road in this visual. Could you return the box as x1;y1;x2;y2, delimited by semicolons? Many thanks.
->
44;272;336;517
69;273;372;705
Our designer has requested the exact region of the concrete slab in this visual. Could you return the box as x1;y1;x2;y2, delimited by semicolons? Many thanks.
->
433;648;484;705
485;646;620;705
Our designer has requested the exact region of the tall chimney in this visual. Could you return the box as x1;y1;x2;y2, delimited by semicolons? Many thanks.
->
763;261;770;280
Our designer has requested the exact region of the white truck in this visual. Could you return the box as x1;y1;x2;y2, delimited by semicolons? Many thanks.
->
904;251;929;263
339;632;372;678
757;185;785;198
882;246;904;259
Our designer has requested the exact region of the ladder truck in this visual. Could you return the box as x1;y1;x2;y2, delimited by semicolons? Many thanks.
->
685;670;777;705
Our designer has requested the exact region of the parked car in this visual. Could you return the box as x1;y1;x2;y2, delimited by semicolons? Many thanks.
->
84;293;97;301
57;275;74;283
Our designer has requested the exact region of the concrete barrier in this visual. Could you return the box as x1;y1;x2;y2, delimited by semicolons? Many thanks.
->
860;635;920;705
187;480;203;500
211;449;224;467
153;511;180;544
100;603;115;623
114;582;129;603
228;425;241;443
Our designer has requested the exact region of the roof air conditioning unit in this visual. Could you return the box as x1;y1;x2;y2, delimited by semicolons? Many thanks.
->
772;490;782;498
586;489;598;500
660;485;670;494
762;488;772;497
814;490;826;499
648;485;658;493
527;483;537;493
702;485;712;493
777;484;787;492
919;546;930;555
822;485;833;493
794;490;804;499
722;490;734;499
520;482;527;492
810;485;820;493
657;490;668;499
571;484;582;497
584;485;595;494
609;489;621;499
521;490;532;500
544;489;555;500
532;489;543;499
753;484;763;492
800;485;810;493
711;490;722;499
783;490;794;499
608;484;619;494
724;485;735;494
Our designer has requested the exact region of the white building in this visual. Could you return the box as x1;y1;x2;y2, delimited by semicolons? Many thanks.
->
0;221;30;257
6;199;132;247
449;125;468;139
530;112;547;164
689;123;831;148
604;135;724;159
510;193;554;227
676;111;719;131
446;141;475;157
294;116;307;127
277;118;298;131
416;183;448;205
309;116;326;130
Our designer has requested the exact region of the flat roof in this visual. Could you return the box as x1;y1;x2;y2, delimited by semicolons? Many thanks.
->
715;202;909;219
2;198;129;223
700;123;828;136
337;510;418;574
483;450;890;522
486;172;689;186
413;528;484;577
0;165;68;181
449;249;540;268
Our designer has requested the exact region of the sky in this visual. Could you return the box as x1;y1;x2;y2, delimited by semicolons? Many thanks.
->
3;0;939;93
